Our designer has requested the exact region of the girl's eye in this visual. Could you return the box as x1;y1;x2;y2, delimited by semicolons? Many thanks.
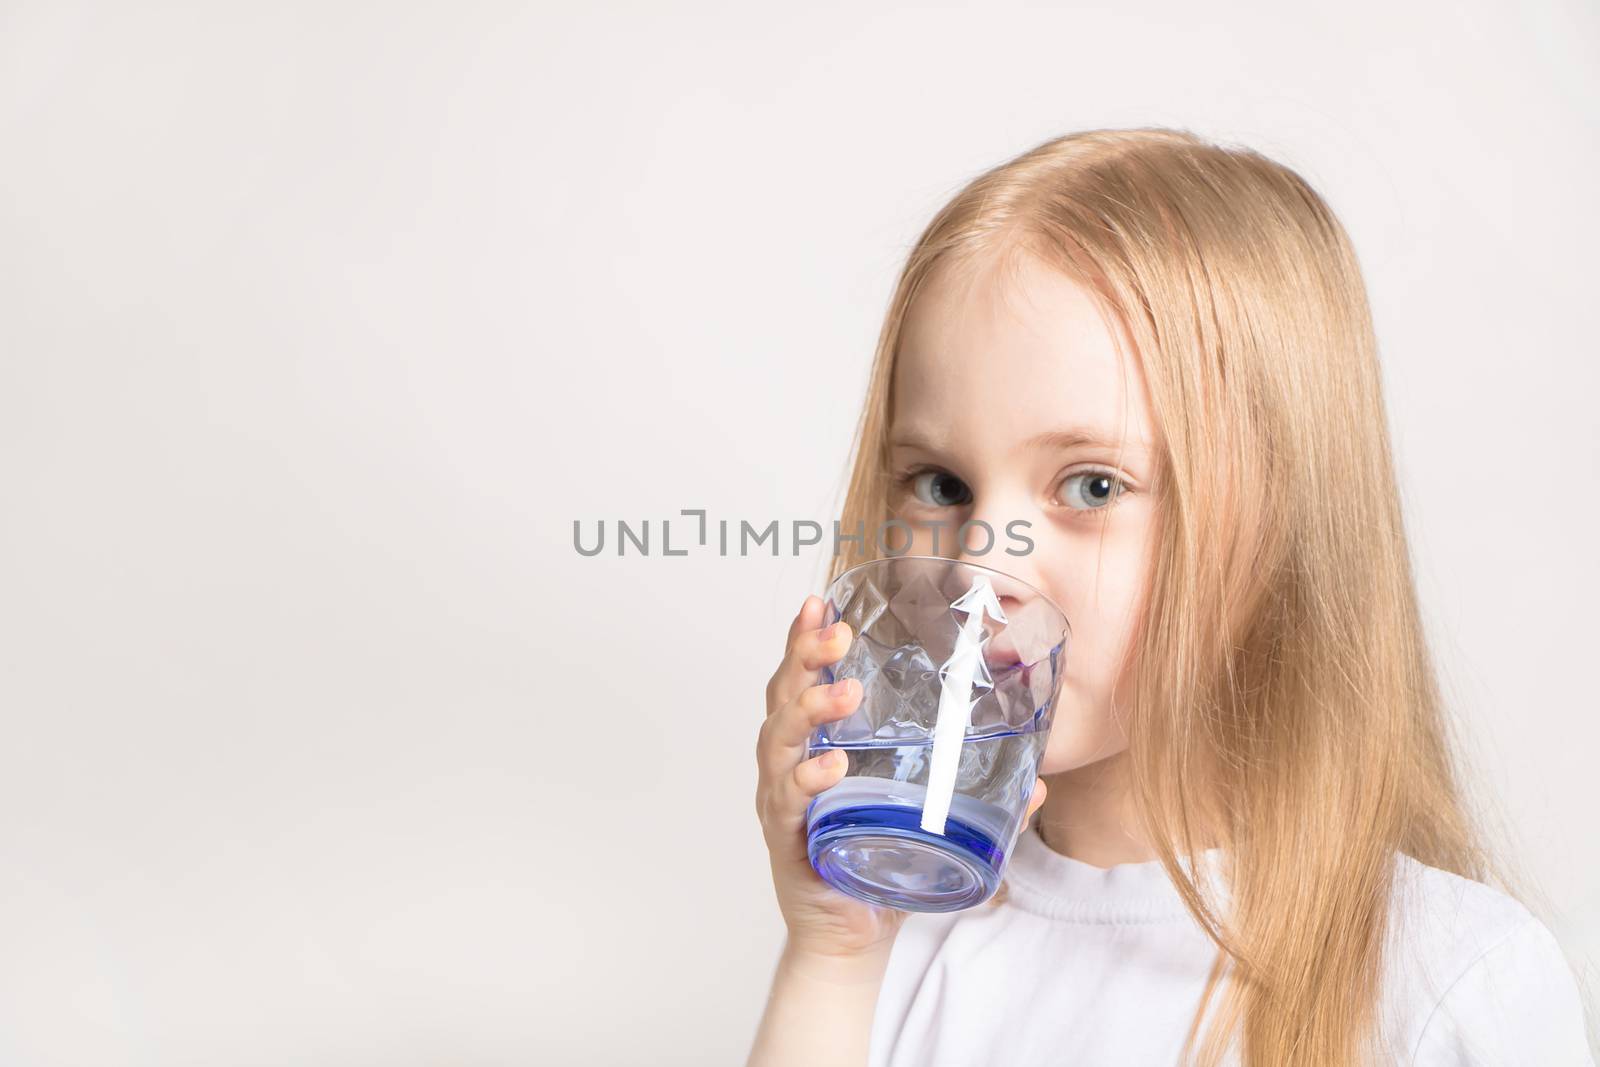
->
909;469;973;508
1057;469;1127;511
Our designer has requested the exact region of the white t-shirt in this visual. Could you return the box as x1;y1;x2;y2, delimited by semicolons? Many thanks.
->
870;823;1594;1065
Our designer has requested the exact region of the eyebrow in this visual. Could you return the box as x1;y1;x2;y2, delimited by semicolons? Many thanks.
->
888;426;1148;455
1022;428;1148;454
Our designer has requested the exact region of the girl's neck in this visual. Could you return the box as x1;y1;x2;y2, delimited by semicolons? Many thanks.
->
1034;752;1161;869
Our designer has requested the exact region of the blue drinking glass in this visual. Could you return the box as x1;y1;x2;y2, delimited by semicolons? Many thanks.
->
805;555;1070;913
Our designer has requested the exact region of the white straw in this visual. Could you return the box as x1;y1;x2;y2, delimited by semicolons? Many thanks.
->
920;574;1007;835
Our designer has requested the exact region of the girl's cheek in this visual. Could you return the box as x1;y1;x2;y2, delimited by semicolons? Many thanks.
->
1039;690;1129;774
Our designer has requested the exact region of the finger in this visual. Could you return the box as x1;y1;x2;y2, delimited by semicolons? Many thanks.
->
767;620;855;712
763;748;851;861
786;594;826;652
1025;777;1048;820
759;677;862;776
766;595;829;714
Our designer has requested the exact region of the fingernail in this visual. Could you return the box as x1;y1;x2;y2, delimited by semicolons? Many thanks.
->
823;749;845;769
817;623;837;642
829;678;851;698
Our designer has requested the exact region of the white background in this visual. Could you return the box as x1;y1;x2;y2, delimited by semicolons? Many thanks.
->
1;2;1595;1063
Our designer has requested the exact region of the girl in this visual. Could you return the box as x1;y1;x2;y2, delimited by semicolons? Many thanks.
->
748;128;1593;1065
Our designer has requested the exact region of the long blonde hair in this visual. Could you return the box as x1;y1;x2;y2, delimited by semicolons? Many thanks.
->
827;127;1493;1065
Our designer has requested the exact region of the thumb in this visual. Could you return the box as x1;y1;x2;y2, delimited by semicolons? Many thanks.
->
1025;776;1048;820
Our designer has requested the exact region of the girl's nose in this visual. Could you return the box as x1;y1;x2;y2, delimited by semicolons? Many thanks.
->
945;496;1067;665
951;494;1047;595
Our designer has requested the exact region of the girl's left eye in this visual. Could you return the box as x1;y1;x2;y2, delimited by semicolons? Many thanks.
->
1057;470;1128;511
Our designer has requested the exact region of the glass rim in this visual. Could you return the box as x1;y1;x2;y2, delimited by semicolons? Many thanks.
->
824;552;1072;644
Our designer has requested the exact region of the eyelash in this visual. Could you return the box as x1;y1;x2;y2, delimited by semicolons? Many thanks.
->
890;464;1131;513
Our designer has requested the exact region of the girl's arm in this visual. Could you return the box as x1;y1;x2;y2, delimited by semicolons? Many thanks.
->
747;597;905;1065
747;595;1049;1064
746;942;893;1067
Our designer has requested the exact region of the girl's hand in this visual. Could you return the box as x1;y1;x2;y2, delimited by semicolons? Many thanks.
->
755;594;907;961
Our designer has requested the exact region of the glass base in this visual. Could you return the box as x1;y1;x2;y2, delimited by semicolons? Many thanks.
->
807;805;1003;912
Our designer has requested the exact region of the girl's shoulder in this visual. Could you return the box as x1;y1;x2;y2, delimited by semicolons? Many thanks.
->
1386;851;1543;965
1381;853;1593;1064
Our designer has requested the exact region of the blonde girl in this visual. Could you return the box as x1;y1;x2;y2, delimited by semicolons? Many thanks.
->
748;128;1592;1066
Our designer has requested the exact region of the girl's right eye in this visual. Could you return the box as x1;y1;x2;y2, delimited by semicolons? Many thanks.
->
909;468;973;508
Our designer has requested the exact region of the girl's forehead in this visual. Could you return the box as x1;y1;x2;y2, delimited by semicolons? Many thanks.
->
892;256;1155;455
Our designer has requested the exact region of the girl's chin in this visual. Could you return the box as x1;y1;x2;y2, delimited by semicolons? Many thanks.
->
1037;741;1129;778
